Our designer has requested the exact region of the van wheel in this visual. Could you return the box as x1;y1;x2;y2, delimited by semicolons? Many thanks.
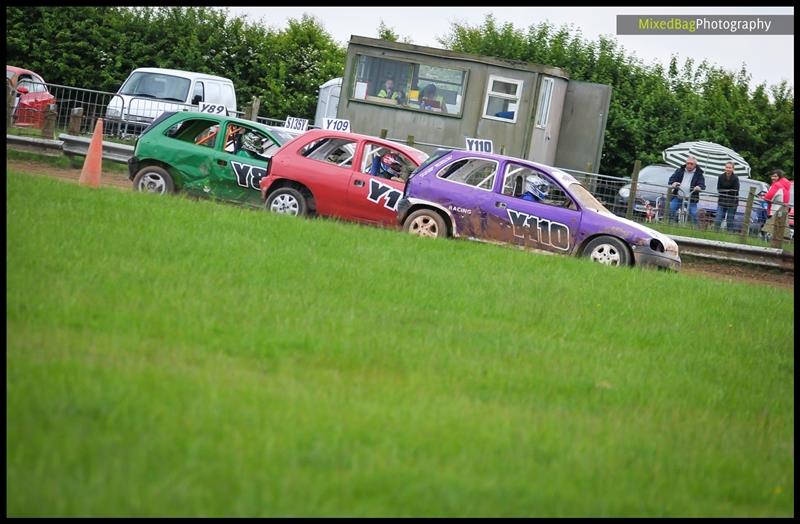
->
404;209;447;238
133;166;175;194
266;188;307;216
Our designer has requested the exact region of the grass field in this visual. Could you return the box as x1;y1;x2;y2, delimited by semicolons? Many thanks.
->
6;171;794;517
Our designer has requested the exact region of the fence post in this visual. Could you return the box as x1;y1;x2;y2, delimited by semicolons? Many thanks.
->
41;106;57;139
664;188;672;224
771;208;788;249
379;129;388;139
248;96;261;121
68;107;84;135
7;79;15;129
740;186;756;241
406;135;414;148
626;159;641;220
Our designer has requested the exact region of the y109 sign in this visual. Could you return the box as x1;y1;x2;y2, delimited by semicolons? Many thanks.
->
284;116;309;132
322;118;351;132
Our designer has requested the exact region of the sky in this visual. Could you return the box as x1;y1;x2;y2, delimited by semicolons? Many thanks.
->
224;6;794;92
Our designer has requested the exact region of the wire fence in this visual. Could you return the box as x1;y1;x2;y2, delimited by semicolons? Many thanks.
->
6;80;794;250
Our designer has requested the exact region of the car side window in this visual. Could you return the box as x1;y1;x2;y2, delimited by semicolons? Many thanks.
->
501;162;574;209
361;143;416;180
223;123;277;159
437;158;497;190
300;137;357;168
164;118;220;148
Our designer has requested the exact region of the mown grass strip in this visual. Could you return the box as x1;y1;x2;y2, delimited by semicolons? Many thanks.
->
6;171;794;516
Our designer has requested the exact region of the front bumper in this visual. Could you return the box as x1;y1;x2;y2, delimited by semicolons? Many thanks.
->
127;156;139;181
631;245;681;272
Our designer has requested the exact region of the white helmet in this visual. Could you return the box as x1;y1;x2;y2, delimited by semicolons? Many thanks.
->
525;174;548;200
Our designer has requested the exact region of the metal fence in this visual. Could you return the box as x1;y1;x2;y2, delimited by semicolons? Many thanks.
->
6;80;247;140
378;134;793;249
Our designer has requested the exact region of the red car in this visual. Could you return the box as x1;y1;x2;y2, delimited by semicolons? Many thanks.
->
260;129;428;226
7;65;56;128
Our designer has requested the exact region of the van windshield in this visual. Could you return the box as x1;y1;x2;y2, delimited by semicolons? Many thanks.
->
120;72;191;103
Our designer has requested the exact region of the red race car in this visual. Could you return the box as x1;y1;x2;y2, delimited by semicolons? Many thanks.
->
7;65;56;128
260;129;428;226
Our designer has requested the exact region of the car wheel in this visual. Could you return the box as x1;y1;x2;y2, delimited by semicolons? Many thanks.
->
404;209;447;238
581;236;631;267
133;165;175;194
266;188;307;216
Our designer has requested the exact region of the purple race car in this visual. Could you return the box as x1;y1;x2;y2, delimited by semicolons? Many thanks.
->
396;150;681;271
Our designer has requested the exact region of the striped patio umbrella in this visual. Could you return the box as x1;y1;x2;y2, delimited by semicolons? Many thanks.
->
662;141;751;177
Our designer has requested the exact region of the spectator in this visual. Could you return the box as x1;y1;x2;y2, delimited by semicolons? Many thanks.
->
761;168;792;239
419;84;446;113
714;161;740;231
668;155;705;225
376;78;400;101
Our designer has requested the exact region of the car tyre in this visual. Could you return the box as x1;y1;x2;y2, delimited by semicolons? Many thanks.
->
581;236;631;267
265;187;307;217
404;209;447;238
133;165;175;195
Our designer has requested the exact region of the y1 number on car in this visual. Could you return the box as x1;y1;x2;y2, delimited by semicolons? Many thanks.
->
199;102;227;115
284;116;309;132
465;138;493;153
322;118;351;133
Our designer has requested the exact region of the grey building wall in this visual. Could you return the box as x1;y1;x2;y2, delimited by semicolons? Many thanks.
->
553;81;612;173
337;36;570;159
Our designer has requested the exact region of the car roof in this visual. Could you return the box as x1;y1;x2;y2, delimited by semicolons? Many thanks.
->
157;111;294;140
6;65;40;77
438;149;580;186
129;67;232;83
298;128;428;162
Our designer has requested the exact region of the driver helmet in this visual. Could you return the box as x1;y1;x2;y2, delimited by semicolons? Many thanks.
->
380;153;403;178
525;174;549;200
241;132;265;154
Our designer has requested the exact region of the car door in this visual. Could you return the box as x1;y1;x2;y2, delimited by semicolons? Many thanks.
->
288;135;358;218
428;156;501;239
345;141;414;225
487;162;581;254
206;121;275;206
157;116;220;196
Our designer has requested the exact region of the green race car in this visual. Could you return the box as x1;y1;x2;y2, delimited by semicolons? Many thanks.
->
127;111;301;207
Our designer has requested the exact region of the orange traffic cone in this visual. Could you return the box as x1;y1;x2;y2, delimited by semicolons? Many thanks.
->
79;118;104;188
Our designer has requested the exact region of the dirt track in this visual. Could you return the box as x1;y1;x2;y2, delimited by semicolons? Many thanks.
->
7;158;794;290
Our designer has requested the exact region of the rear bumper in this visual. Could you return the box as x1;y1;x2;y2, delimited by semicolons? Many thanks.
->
396;198;412;224
631;245;681;272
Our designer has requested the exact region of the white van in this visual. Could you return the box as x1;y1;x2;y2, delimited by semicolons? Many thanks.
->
106;67;237;134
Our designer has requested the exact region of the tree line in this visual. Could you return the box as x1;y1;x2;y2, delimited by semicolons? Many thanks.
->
7;8;793;180
6;7;345;127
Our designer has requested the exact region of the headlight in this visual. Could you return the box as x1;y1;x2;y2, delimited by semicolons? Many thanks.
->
619;187;630;198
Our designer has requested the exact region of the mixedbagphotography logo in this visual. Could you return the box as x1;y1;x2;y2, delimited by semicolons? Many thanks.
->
617;14;793;35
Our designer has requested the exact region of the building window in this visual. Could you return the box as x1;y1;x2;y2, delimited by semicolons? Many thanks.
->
350;54;467;117
482;75;524;123
535;77;554;128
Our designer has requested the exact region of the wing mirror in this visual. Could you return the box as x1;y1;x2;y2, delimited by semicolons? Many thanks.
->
191;94;203;105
